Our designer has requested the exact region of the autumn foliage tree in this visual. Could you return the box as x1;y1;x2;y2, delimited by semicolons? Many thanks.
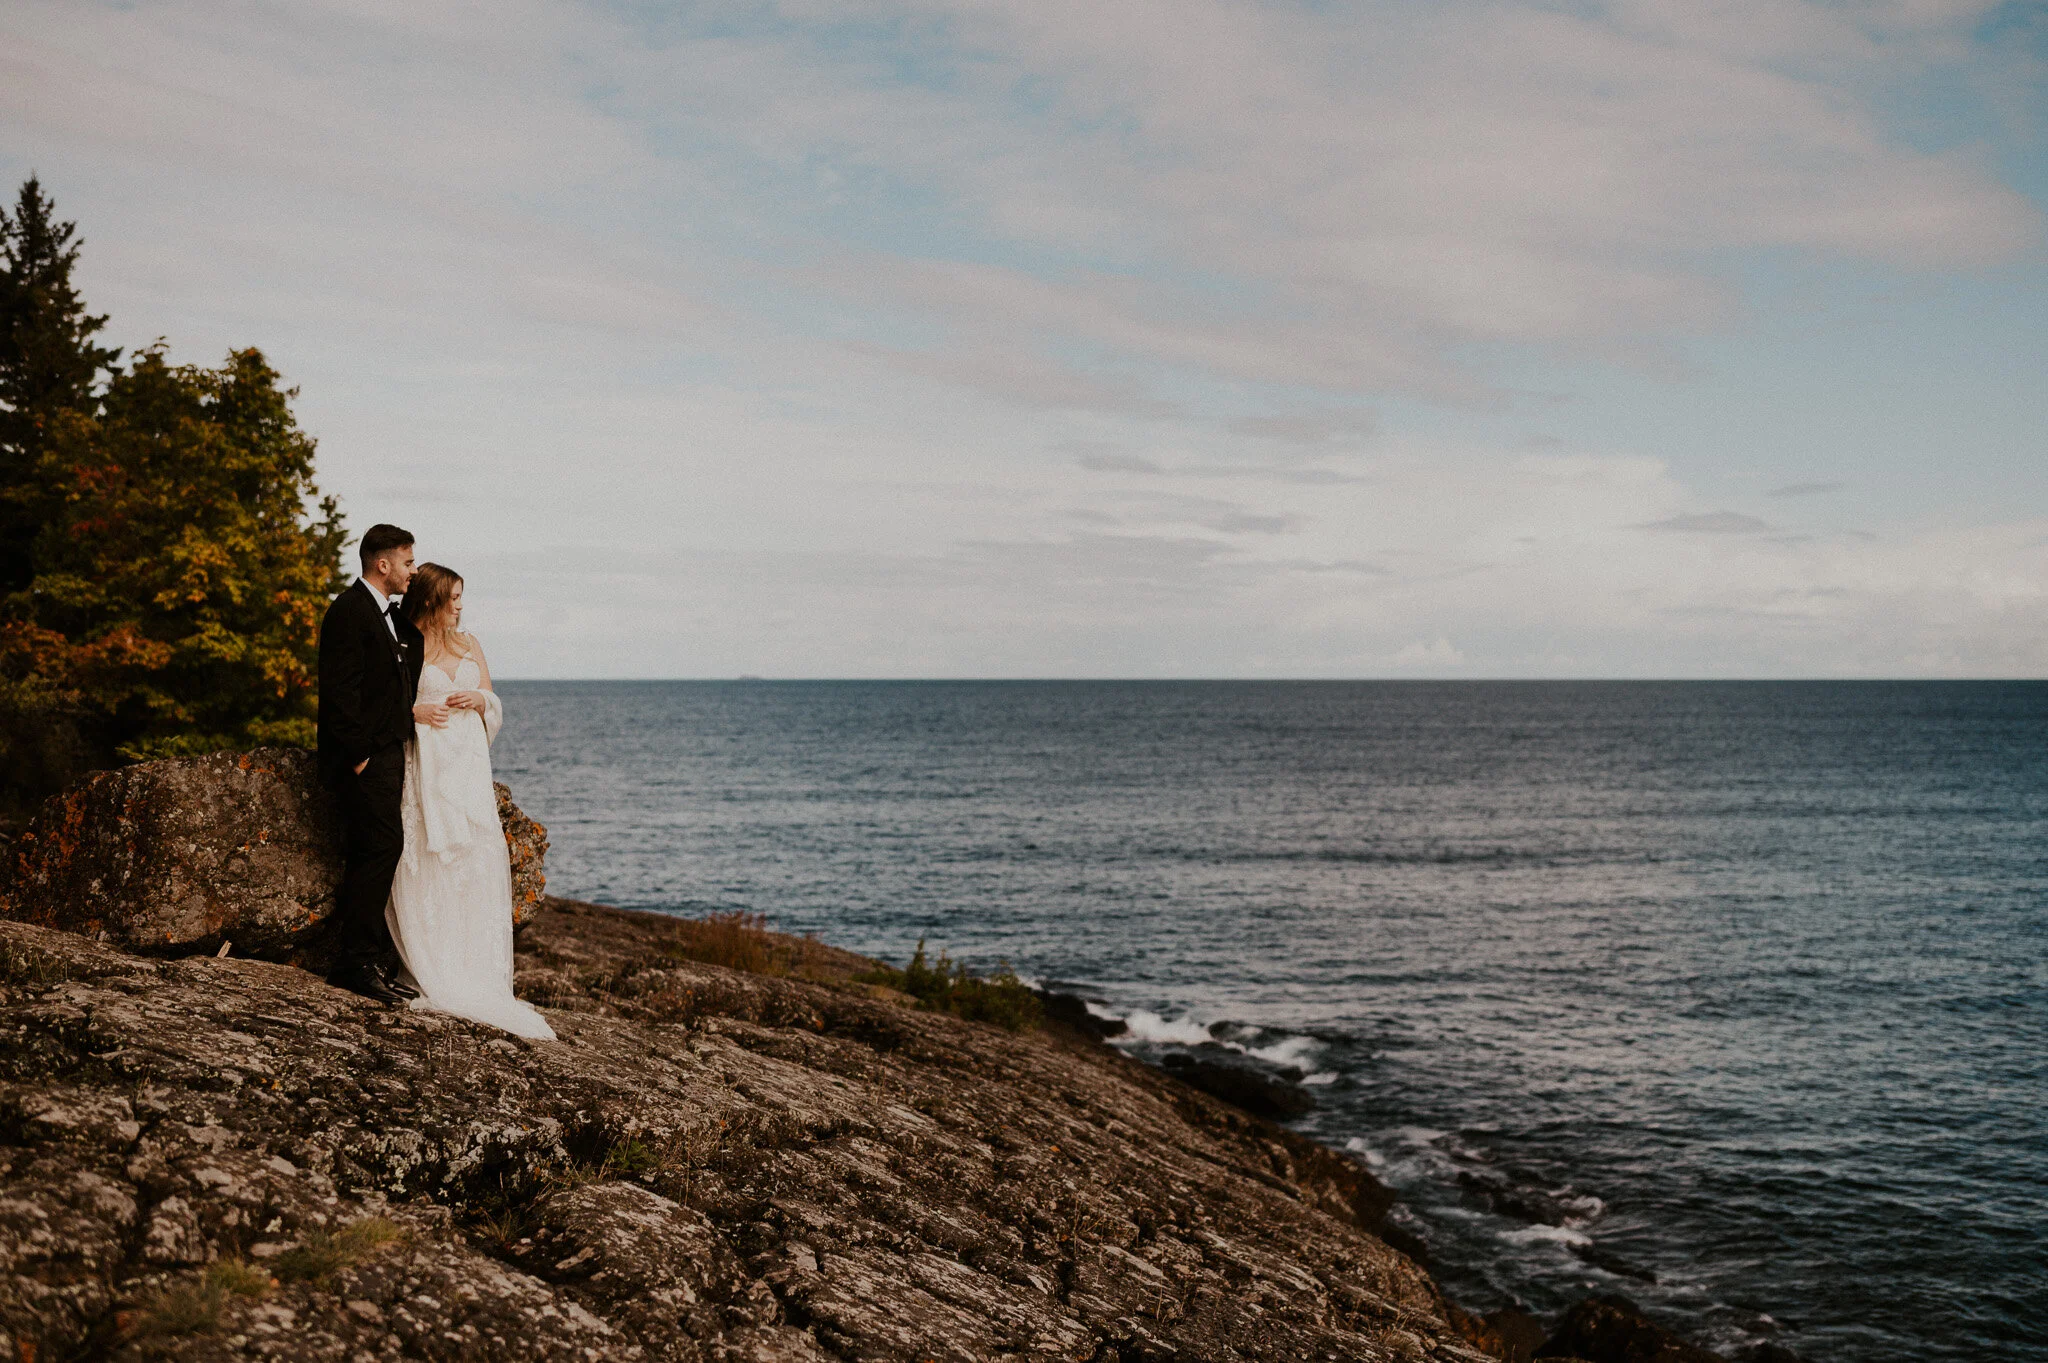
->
0;178;347;816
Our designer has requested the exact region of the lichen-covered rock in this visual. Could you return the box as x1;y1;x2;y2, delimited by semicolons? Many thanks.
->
0;750;547;963
496;781;548;922
0;749;341;958
0;903;1500;1363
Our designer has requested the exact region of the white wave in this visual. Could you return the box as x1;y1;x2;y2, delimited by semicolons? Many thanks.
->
1341;1137;1387;1167
1301;1071;1338;1086
1245;1034;1325;1068
1558;1193;1606;1223
1108;1010;1217;1047
1498;1223;1593;1248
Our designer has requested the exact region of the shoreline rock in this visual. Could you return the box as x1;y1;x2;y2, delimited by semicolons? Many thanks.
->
1;900;1501;1362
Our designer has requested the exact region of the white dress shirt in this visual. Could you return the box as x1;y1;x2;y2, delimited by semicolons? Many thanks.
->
358;579;400;639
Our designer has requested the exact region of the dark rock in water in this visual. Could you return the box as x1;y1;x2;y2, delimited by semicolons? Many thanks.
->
1538;1294;1727;1362
1741;1346;1810;1363
1035;987;1127;1039
1571;1242;1660;1284
0;900;1494;1363
1458;1168;1580;1226
1159;1053;1316;1118
0;749;547;967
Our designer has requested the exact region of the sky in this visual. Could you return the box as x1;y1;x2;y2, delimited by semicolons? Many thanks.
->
5;0;2046;678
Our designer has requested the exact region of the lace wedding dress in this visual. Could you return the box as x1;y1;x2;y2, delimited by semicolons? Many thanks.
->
385;655;556;1040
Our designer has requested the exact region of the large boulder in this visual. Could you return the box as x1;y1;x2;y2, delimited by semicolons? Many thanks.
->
0;747;547;965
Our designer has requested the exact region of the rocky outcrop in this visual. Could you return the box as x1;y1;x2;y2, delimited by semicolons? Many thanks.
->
1536;1295;1726;1362
0;898;1502;1363
0;749;546;965
1158;1053;1314;1120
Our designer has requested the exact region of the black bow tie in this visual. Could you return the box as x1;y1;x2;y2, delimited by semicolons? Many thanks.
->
385;602;400;617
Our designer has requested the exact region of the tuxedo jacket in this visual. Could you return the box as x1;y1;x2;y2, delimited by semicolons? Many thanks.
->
316;580;424;788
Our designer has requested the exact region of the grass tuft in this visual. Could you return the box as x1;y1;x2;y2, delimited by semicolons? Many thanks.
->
855;941;1042;1032
272;1215;407;1286
661;911;824;979
131;1257;272;1339
0;938;74;986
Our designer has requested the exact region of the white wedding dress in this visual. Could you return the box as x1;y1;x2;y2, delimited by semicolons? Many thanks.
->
385;655;556;1040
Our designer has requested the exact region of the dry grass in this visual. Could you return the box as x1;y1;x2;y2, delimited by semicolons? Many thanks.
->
130;1257;272;1341
467;1134;669;1253
0;938;74;986
661;911;826;979
272;1215;408;1286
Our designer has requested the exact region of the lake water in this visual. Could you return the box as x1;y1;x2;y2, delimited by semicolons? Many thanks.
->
493;680;2047;1362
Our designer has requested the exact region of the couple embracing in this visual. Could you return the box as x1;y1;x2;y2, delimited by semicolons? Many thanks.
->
314;523;555;1040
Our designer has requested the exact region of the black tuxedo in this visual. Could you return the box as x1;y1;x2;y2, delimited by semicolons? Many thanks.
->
317;580;423;787
316;581;424;973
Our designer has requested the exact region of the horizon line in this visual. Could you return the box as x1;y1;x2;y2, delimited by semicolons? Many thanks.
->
489;675;2048;684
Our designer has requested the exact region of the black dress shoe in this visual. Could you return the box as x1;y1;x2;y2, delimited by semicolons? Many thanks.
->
373;960;421;1000
328;962;406;1005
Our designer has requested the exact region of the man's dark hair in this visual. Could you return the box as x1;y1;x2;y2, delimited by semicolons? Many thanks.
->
358;523;414;569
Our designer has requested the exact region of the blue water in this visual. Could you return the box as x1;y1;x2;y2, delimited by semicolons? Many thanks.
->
493;681;2048;1362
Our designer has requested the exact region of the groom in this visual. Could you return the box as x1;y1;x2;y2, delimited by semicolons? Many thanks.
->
316;524;437;1003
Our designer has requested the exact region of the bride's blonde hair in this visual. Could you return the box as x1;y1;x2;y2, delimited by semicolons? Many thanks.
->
401;562;464;636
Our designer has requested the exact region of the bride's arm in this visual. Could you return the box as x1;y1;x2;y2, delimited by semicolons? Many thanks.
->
464;635;503;744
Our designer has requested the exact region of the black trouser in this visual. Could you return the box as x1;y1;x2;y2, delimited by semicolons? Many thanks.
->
331;740;405;973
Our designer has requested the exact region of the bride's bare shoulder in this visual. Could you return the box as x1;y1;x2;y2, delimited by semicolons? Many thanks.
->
460;632;493;684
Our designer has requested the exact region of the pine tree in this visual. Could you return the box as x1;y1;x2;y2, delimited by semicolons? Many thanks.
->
0;175;122;593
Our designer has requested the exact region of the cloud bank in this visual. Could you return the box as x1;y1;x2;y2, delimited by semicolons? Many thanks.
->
3;0;2044;675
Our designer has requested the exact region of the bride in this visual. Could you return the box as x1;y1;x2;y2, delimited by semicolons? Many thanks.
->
386;563;556;1040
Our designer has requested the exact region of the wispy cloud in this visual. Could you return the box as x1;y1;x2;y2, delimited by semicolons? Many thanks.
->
2;0;2042;675
1074;451;1165;475
1639;511;1775;534
1226;410;1380;445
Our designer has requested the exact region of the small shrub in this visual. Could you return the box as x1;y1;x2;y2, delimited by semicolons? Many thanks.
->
601;1135;661;1178
131;1257;271;1339
273;1215;406;1286
555;1134;663;1187
855;941;1042;1032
